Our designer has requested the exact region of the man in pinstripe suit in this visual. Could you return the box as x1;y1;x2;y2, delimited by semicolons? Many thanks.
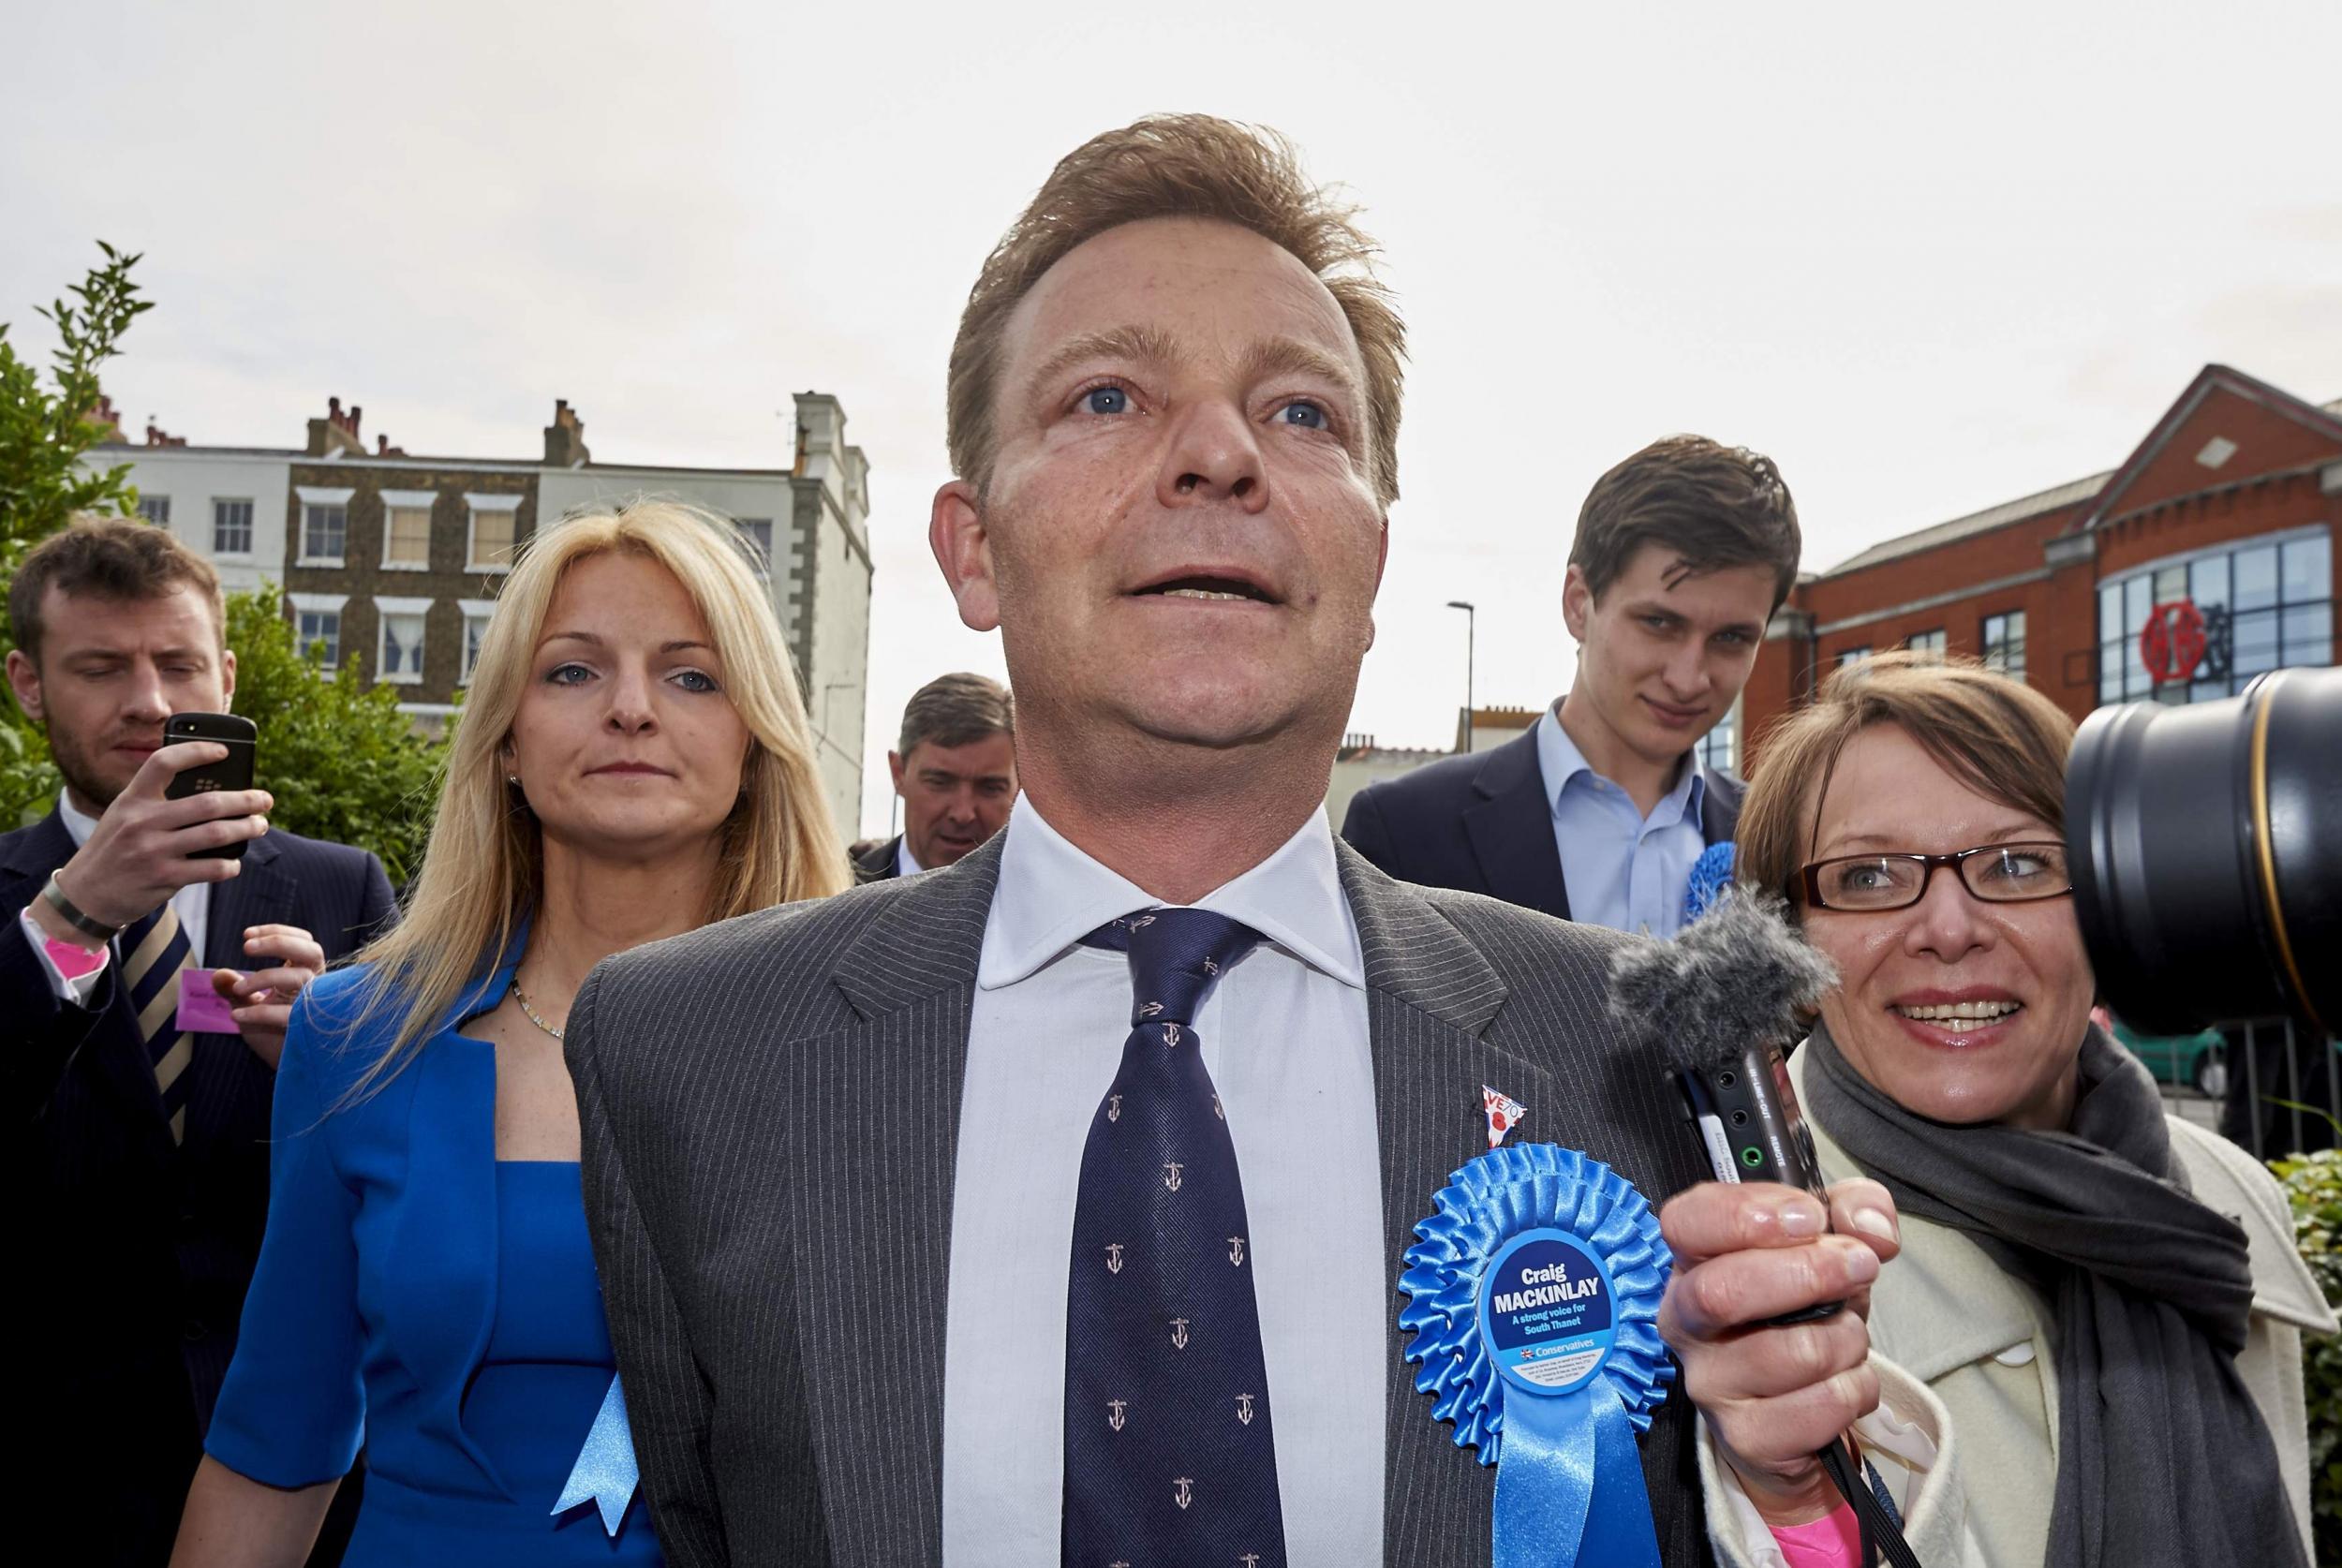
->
570;116;1899;1567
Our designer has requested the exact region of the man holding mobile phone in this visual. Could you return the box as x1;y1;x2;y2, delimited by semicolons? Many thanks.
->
3;517;395;1566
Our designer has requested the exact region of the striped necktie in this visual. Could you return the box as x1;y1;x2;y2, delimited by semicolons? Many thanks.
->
1063;907;1286;1568
121;903;198;1145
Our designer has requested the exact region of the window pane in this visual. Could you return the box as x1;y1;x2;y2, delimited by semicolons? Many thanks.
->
2281;534;2331;605
2124;574;2152;635
463;616;488;680
304;504;346;560
297;611;341;667
2234;545;2278;612
212;499;253;555
2098;581;2122;643
137;496;170;525
2153;564;2186;605
1838;645;1871;668
2233;607;2281;675
1907;629;1946;657
736;518;774;565
470;508;515;566
386;505;432;566
2190;554;2230;610
2280;603;2333;668
382;614;426;679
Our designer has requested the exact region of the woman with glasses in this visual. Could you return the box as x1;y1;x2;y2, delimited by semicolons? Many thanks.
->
1713;651;2330;1568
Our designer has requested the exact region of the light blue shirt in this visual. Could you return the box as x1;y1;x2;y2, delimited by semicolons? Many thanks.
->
941;795;1385;1567
1534;703;1709;938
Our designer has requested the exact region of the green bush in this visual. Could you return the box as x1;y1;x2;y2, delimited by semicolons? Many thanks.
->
2271;1146;2342;1564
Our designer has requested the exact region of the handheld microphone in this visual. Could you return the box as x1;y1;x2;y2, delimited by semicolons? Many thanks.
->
1609;889;1926;1568
1608;886;1837;1233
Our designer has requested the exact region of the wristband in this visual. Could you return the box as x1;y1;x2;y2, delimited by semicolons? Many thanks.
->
41;871;126;942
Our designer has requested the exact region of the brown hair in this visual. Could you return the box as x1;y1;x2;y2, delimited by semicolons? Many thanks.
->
1570;435;1801;610
897;671;1014;756
946;113;1407;507
1738;651;2076;904
8;515;225;662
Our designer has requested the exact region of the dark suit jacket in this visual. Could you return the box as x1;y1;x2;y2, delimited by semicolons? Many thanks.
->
850;835;902;885
1341;724;1745;922
570;832;1714;1567
4;810;394;1566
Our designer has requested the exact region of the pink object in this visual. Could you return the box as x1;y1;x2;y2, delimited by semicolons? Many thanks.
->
44;938;107;980
1769;1502;1862;1568
177;969;245;1035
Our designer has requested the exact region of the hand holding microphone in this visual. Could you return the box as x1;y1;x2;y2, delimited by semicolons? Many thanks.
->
1610;889;1919;1562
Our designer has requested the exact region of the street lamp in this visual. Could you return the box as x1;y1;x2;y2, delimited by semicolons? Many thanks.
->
1445;600;1475;753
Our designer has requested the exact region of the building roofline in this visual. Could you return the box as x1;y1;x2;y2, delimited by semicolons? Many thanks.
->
2071;365;2342;535
1820;469;2109;579
1815;376;2342;582
89;441;799;483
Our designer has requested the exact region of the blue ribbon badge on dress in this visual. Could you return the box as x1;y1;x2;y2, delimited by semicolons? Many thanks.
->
552;1372;640;1535
1398;1143;1673;1568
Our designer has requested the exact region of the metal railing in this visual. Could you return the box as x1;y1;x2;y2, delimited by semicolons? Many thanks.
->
2176;1020;2342;1159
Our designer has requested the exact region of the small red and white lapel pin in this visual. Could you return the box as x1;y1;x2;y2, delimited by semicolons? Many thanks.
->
1481;1085;1527;1149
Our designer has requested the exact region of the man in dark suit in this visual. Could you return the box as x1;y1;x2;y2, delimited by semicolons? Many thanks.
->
571;117;1900;1567
852;672;1015;883
1343;436;1801;936
5;519;394;1566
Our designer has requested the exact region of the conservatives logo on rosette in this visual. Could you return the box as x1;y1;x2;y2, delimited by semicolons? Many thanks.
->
1398;1142;1673;1568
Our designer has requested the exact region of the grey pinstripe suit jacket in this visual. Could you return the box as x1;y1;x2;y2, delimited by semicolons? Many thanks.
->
569;832;1716;1567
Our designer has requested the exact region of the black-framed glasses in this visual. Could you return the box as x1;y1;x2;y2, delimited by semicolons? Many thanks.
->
1793;841;2073;912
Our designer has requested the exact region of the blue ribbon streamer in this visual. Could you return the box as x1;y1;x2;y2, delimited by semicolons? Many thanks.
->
552;1372;639;1536
1398;1143;1673;1568
1492;1381;1660;1568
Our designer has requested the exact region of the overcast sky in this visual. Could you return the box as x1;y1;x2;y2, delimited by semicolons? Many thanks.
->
6;1;2336;836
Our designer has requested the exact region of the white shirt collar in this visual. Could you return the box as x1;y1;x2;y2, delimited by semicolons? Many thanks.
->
897;836;925;878
977;792;1365;993
56;788;100;848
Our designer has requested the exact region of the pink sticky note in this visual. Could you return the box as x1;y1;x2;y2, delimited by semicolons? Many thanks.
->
178;969;245;1035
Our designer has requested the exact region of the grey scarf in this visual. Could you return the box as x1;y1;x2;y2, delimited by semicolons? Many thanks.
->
1801;1021;2305;1568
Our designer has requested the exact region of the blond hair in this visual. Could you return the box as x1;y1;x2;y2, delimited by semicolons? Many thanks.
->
1738;651;2077;906
334;499;847;1102
946;113;1407;508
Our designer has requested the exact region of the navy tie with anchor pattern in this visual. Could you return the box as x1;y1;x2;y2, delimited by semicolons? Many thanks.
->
1064;908;1286;1568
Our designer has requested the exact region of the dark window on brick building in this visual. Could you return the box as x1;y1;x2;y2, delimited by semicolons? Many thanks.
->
1982;611;2026;679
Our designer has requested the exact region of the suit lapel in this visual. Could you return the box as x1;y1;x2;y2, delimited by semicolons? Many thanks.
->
1340;846;1558;1567
201;834;289;971
784;837;999;1568
1460;728;1571;921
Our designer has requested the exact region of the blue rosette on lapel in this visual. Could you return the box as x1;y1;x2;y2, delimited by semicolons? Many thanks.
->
1683;840;1736;925
1398;1143;1674;1568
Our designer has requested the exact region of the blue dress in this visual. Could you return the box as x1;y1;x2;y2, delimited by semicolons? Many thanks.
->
206;954;660;1564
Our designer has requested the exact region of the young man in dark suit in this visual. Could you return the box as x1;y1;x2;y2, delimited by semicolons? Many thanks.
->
569;120;1905;1567
1342;436;1801;935
852;671;1016;883
4;519;395;1566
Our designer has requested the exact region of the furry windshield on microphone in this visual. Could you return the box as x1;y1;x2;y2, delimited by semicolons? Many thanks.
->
1607;887;1840;1076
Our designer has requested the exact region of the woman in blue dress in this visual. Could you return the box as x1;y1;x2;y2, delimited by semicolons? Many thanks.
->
170;501;847;1565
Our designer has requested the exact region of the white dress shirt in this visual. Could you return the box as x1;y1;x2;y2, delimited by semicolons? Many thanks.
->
897;836;925;878
941;794;1386;1568
1534;703;1709;938
16;789;212;1007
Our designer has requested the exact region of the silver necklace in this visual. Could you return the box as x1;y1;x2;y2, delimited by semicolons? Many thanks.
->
509;978;565;1042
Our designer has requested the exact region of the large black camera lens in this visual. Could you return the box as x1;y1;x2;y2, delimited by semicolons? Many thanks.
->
2067;665;2340;1035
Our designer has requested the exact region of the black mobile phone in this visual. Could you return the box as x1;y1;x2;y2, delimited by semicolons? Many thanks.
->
1675;1043;1844;1324
163;712;259;860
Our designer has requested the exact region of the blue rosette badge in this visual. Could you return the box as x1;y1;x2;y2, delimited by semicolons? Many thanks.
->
1399;1143;1674;1568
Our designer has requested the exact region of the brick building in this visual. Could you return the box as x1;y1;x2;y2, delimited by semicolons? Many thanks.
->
1745;365;2339;762
87;392;874;836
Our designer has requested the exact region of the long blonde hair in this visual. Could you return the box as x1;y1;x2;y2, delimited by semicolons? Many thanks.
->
333;498;848;1102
